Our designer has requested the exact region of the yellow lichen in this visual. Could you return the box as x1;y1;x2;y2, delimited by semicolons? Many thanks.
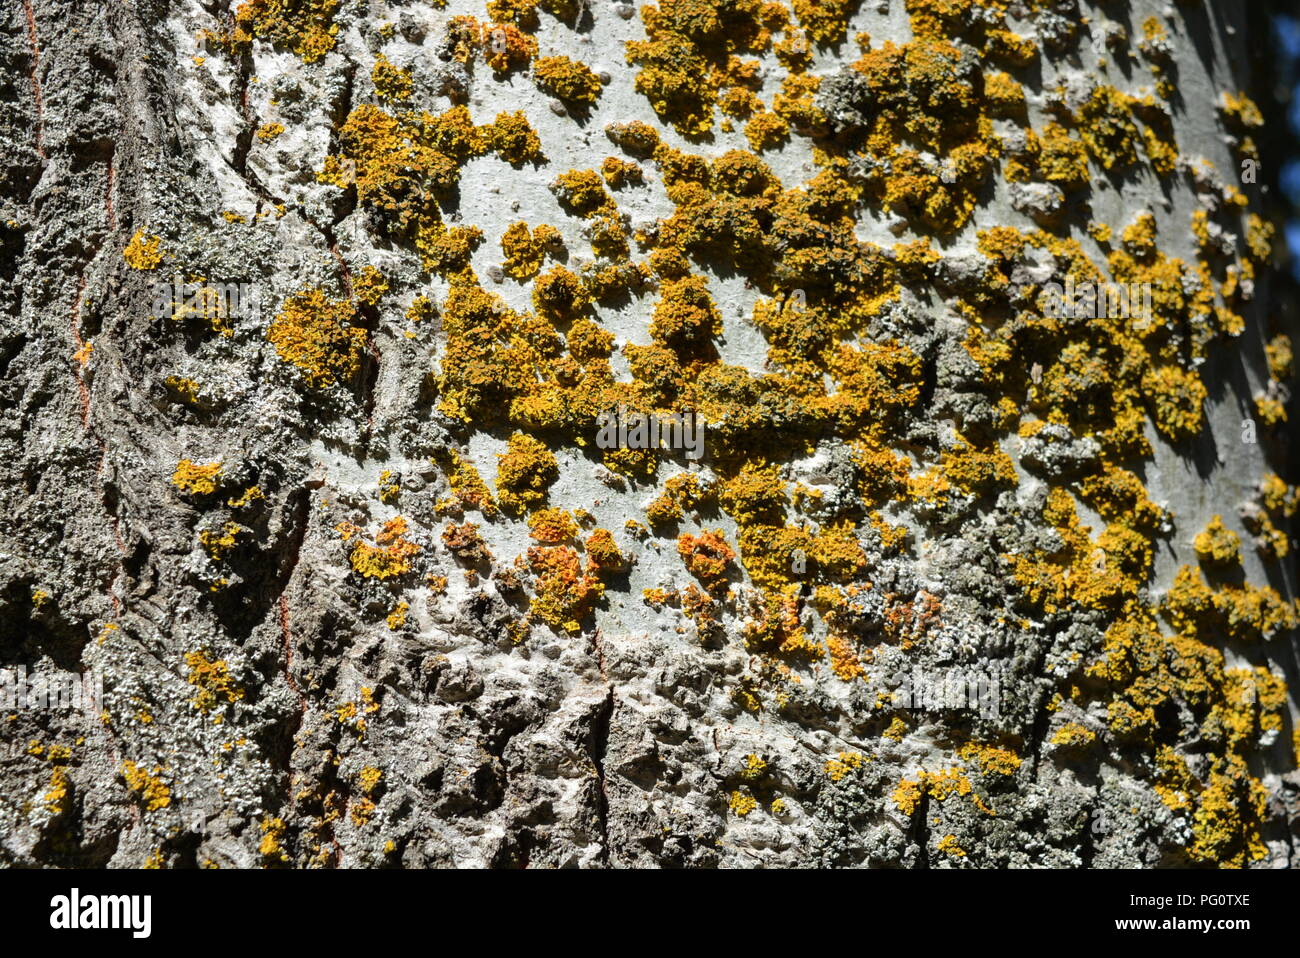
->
172;458;222;496
495;433;558;515
1194;516;1241;566
120;761;172;811
185;650;245;711
123;229;164;270
533;55;602;106
349;517;421;580
267;287;366;389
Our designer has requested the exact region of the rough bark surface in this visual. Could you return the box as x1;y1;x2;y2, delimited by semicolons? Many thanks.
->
1;0;1298;868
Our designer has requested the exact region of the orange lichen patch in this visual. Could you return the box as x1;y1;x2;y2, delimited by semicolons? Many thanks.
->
256;816;290;863
1050;722;1097;748
43;765;70;814
406;295;437;325
203;0;341;63
744;111;790;151
791;0;854;46
121;761;172;812
984;29;1037;67
1265;335;1292;381
435;279;541;423
1120;211;1158;259
442;520;493;564
1010;485;1151;613
718;85;761;121
584;528;627;572
166;279;243;337
588;212;633;261
1207;667;1288;752
525;545;604;633
1088;607;1225;749
718;463;786;525
729;789;758;815
371;53;412;102
771;72;825;133
677;529;736;591
318;103;482;217
773;30;812;71
1243;473;1296;561
966;214;1230;468
1220;92;1264;131
646;472;711;526
893;768;991;816
1035;123;1089;190
809;523;869;580
832;37;1002;233
415;220;484;276
348;517;421;580
532;265;590;319
1255;394;1287;427
226;486;264;510
626;0;784;138
741;589;821;659
827;635;864;681
600;156;644;189
435;449;498;516
606;120;661;158
527;507;578;543
957;742;1021;777
851;441;912;509
733;524;813;591
1151;745;1196;813
650;276;722;351
495;432;559;515
882;591;942;649
1162;565;1299;644
199;522;245;563
892;776;923;815
825;751;864;781
1076;465;1165;532
551;169;613;218
484;111;544;166
480;21;537;73
983;71;1025;118
184;649;245;711
352;265;388;306
267;287;366;389
123;229;164;270
1187;754;1269;868
533;55;602;106
939;433;1017;497
1194;516;1241;567
976;225;1028;264
936;834;966;857
1259;474;1298;517
377;470;401;505
566;318;615;364
172;459;222;496
485;0;536;28
1074;85;1142;172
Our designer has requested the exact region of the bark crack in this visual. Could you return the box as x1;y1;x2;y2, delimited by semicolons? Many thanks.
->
20;0;46;159
589;629;614;866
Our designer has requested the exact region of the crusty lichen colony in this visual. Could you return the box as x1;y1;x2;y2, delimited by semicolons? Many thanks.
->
1;0;1297;867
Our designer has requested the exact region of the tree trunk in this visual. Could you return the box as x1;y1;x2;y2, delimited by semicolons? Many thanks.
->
1;0;1296;868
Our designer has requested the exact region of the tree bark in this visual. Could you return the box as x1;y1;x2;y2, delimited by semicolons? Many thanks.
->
0;0;1296;868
